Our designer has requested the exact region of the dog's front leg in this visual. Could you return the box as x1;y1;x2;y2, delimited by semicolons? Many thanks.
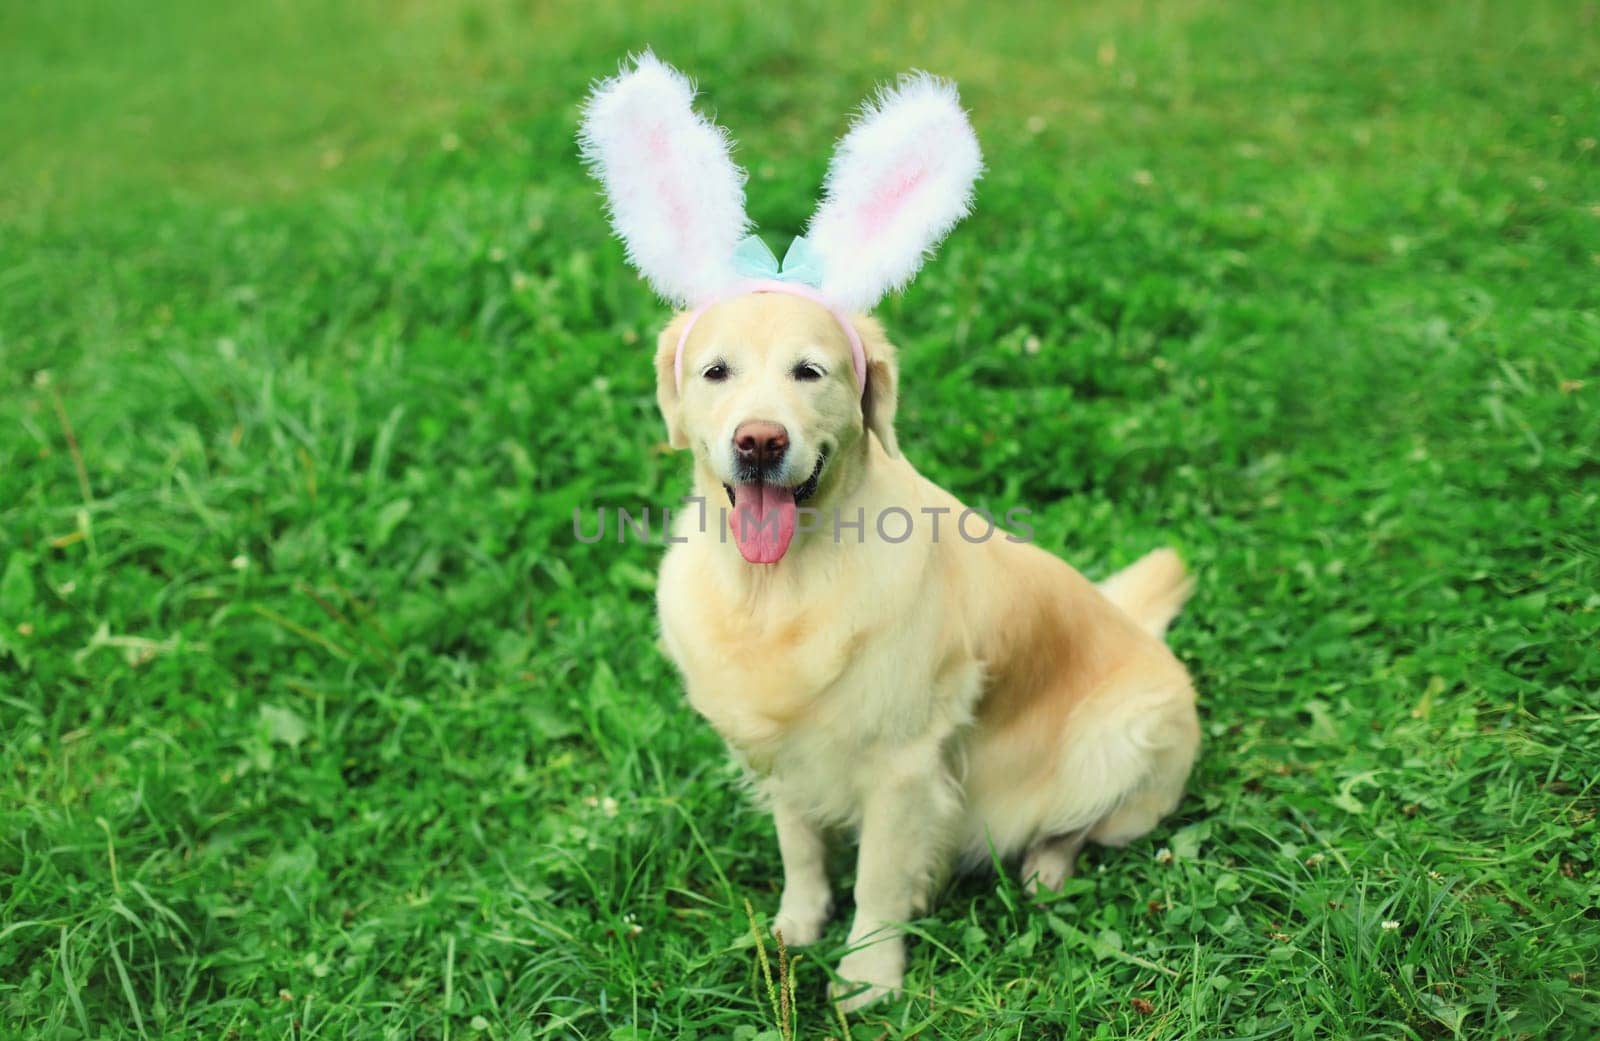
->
771;801;832;946
832;759;955;1013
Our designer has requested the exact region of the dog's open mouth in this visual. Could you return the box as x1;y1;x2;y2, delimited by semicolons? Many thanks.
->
723;450;827;565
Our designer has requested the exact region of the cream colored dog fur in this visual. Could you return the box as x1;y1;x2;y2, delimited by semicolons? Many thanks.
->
653;294;1201;1011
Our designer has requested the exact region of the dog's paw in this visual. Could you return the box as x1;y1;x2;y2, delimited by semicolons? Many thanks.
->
831;944;904;1014
772;887;832;947
1021;833;1085;897
772;908;827;947
1021;850;1070;897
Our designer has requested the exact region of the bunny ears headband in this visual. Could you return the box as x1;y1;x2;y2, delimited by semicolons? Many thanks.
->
578;52;983;396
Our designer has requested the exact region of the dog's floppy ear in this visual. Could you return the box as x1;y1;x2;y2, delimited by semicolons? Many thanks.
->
807;73;982;314
579;52;750;307
851;316;900;458
654;313;692;449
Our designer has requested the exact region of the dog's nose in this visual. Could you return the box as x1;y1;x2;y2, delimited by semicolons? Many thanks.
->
733;420;789;471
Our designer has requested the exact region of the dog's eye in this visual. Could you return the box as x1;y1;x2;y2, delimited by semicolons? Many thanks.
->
792;362;824;382
703;362;729;383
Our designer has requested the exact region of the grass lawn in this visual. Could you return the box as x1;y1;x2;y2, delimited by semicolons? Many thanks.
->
2;0;1597;1037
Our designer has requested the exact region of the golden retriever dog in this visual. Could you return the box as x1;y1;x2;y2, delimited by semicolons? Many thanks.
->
652;295;1199;1009
579;54;1200;1010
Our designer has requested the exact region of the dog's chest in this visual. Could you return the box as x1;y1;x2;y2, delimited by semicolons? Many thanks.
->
662;591;873;751
657;549;954;776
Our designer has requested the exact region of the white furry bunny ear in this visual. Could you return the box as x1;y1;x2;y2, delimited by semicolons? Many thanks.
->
578;52;751;307
807;73;983;314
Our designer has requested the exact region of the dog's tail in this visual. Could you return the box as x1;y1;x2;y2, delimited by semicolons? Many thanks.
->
1098;548;1195;639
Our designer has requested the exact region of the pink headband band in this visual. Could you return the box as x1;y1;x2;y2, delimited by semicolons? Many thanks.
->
672;279;867;398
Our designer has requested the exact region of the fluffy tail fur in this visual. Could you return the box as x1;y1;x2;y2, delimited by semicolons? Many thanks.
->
1098;548;1195;638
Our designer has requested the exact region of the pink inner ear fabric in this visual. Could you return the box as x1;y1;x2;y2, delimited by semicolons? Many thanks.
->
860;165;927;235
642;127;695;250
672;280;867;398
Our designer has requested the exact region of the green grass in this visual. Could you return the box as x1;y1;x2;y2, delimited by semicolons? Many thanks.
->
2;0;1598;1037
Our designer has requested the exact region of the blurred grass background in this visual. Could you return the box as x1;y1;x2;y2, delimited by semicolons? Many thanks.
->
2;1;1597;1038
4;1;1591;221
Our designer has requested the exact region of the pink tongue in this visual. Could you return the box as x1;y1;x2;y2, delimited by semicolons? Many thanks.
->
730;483;797;564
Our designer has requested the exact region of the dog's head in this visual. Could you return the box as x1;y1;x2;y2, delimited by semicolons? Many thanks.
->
654;295;897;563
579;53;980;563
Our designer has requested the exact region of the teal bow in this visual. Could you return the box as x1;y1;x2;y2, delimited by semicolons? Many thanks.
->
729;234;824;289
